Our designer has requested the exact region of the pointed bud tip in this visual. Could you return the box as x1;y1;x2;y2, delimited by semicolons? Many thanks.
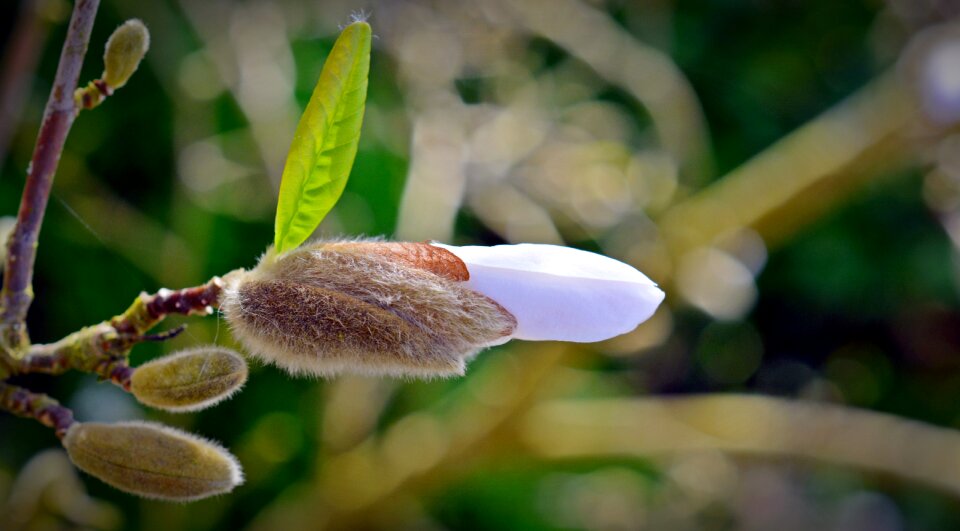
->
349;10;370;24
435;243;666;342
103;19;150;90
130;347;248;412
63;421;243;502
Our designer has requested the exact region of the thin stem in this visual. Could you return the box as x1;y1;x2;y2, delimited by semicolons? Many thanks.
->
0;382;75;438
111;278;224;338
14;278;225;386
0;0;101;355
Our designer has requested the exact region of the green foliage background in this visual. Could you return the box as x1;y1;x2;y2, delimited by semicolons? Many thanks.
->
2;0;960;529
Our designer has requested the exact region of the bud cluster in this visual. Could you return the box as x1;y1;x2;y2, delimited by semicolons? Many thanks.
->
56;346;249;501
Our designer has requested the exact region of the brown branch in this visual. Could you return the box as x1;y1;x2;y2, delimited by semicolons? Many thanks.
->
14;278;225;387
0;382;75;438
16;323;135;389
112;279;224;338
0;0;101;356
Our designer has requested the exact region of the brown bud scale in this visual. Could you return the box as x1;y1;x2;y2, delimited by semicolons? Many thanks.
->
323;241;470;281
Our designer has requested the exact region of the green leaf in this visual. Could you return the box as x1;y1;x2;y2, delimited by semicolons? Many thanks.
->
274;21;371;254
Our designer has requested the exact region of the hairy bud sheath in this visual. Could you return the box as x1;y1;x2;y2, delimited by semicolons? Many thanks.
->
103;19;150;90
63;422;243;501
130;347;248;412
221;241;517;377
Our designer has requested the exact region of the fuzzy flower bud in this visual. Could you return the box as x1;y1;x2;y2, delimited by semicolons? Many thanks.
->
103;19;150;90
223;240;664;378
63;421;243;501
223;241;516;377
130;347;248;412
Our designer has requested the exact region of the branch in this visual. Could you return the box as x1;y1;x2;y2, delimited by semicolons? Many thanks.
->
14;278;224;387
519;395;960;497
112;278;223;338
0;382;75;438
657;73;918;261
0;0;101;356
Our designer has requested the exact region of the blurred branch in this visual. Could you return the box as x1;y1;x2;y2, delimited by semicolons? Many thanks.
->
0;0;57;168
658;72;921;264
1;0;100;357
466;182;564;244
1;450;121;531
249;343;573;530
321;376;397;453
331;344;564;519
395;110;469;242
176;0;299;191
520;394;960;496
497;0;712;185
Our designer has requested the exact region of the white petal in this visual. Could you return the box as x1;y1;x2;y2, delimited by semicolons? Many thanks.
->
434;243;665;342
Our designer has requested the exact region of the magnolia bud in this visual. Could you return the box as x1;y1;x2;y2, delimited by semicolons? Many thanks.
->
130;347;248;412
432;243;665;342
222;241;517;377
103;19;150;90
63;421;243;501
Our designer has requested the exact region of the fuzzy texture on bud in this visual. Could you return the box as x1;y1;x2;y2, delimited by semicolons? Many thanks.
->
130;347;248;412
221;241;517;377
63;421;243;501
103;19;150;89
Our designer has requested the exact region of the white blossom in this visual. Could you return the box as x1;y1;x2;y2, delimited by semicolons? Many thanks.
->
433;243;665;343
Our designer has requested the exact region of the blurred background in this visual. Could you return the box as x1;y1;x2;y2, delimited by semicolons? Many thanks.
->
3;0;960;529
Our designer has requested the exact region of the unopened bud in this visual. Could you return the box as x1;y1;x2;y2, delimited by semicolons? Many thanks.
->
222;241;517;378
63;421;243;501
103;19;150;90
130;347;248;412
432;242;665;342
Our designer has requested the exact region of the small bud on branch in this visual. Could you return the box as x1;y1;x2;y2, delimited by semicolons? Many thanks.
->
63;421;243;501
102;19;149;90
130;347;248;412
75;19;150;111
